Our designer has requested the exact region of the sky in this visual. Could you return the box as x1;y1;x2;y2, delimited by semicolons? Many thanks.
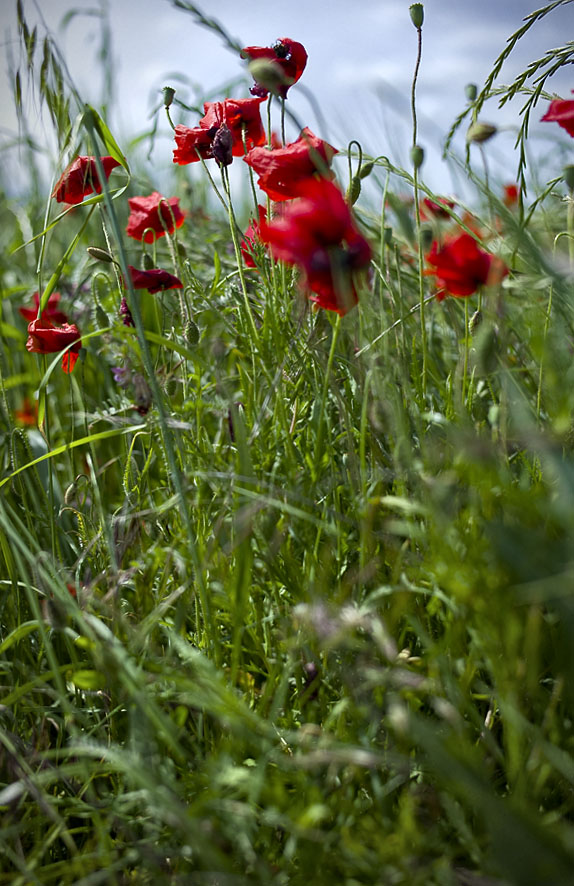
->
0;0;572;197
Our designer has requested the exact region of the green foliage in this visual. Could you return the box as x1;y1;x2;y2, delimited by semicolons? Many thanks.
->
1;2;574;884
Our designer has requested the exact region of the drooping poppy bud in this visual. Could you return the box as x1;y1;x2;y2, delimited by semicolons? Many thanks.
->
87;246;115;263
466;121;497;144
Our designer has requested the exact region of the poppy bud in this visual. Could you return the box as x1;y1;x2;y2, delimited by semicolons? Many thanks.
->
409;4;424;28
410;144;425;169
87;246;115;263
359;160;375;180
143;253;155;270
466;121;497;144
211;124;233;167
185;319;200;345
465;83;478;102
247;58;287;96
564;164;574;192
346;175;361;205
383;226;393;246
420;228;433;252
163;86;176;108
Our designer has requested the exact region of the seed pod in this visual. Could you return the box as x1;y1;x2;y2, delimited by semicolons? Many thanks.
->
162;86;175;108
409;3;424;28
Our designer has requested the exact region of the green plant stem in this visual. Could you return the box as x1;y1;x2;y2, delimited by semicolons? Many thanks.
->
411;25;427;399
313;314;341;478
221;166;260;345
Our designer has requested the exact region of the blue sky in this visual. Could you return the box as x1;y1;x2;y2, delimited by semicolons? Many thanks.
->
1;0;572;195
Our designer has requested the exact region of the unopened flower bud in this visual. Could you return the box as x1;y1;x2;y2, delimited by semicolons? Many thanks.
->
410;144;425;169
143;253;155;270
409;4;424;28
247;58;287;95
346;175;361;205
465;83;478;102
564;164;574;192
359;160;375;180
383;226;393;246
211;123;233;167
162;86;176;108
466;121;497;144
87;246;115;263
185;320;200;345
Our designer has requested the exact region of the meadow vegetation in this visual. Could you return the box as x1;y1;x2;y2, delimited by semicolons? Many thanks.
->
1;1;574;883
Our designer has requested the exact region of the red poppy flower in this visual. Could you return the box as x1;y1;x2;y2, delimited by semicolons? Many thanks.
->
243;127;338;202
14;397;38;426
241;38;308;98
260;178;372;315
541;93;574;137
425;232;508;300
241;205;268;268
419;197;455;221
26;318;82;372
173;97;267;166
19;291;68;324
52;155;120;204
503;184;519;207
126;192;185;243
127;266;183;294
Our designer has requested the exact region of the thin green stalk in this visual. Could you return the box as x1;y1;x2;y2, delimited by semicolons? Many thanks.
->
221;165;260;345
313;314;341;478
411;21;427;399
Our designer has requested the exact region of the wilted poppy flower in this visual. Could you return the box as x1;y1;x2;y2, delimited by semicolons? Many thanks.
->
426;232;508;300
52;155;120;204
126;192;185;243
419;197;455;221
241;38;307;98
541;93;574;137
260;178;372;315
19;291;68;324
241;205;268;268
26;317;82;372
127;266;183;294
119;296;135;327
244;127;338;201
173;97;267;166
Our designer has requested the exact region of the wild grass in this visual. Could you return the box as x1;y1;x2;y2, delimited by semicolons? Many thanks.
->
1;1;574;884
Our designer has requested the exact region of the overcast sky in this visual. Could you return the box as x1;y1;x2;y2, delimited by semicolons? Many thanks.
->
1;0;572;196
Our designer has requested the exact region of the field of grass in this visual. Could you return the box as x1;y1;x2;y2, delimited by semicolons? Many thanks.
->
1;1;574;883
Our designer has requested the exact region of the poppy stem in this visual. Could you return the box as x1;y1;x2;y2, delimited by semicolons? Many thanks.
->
410;22;428;399
313;313;341;479
280;98;286;145
220;166;260;344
